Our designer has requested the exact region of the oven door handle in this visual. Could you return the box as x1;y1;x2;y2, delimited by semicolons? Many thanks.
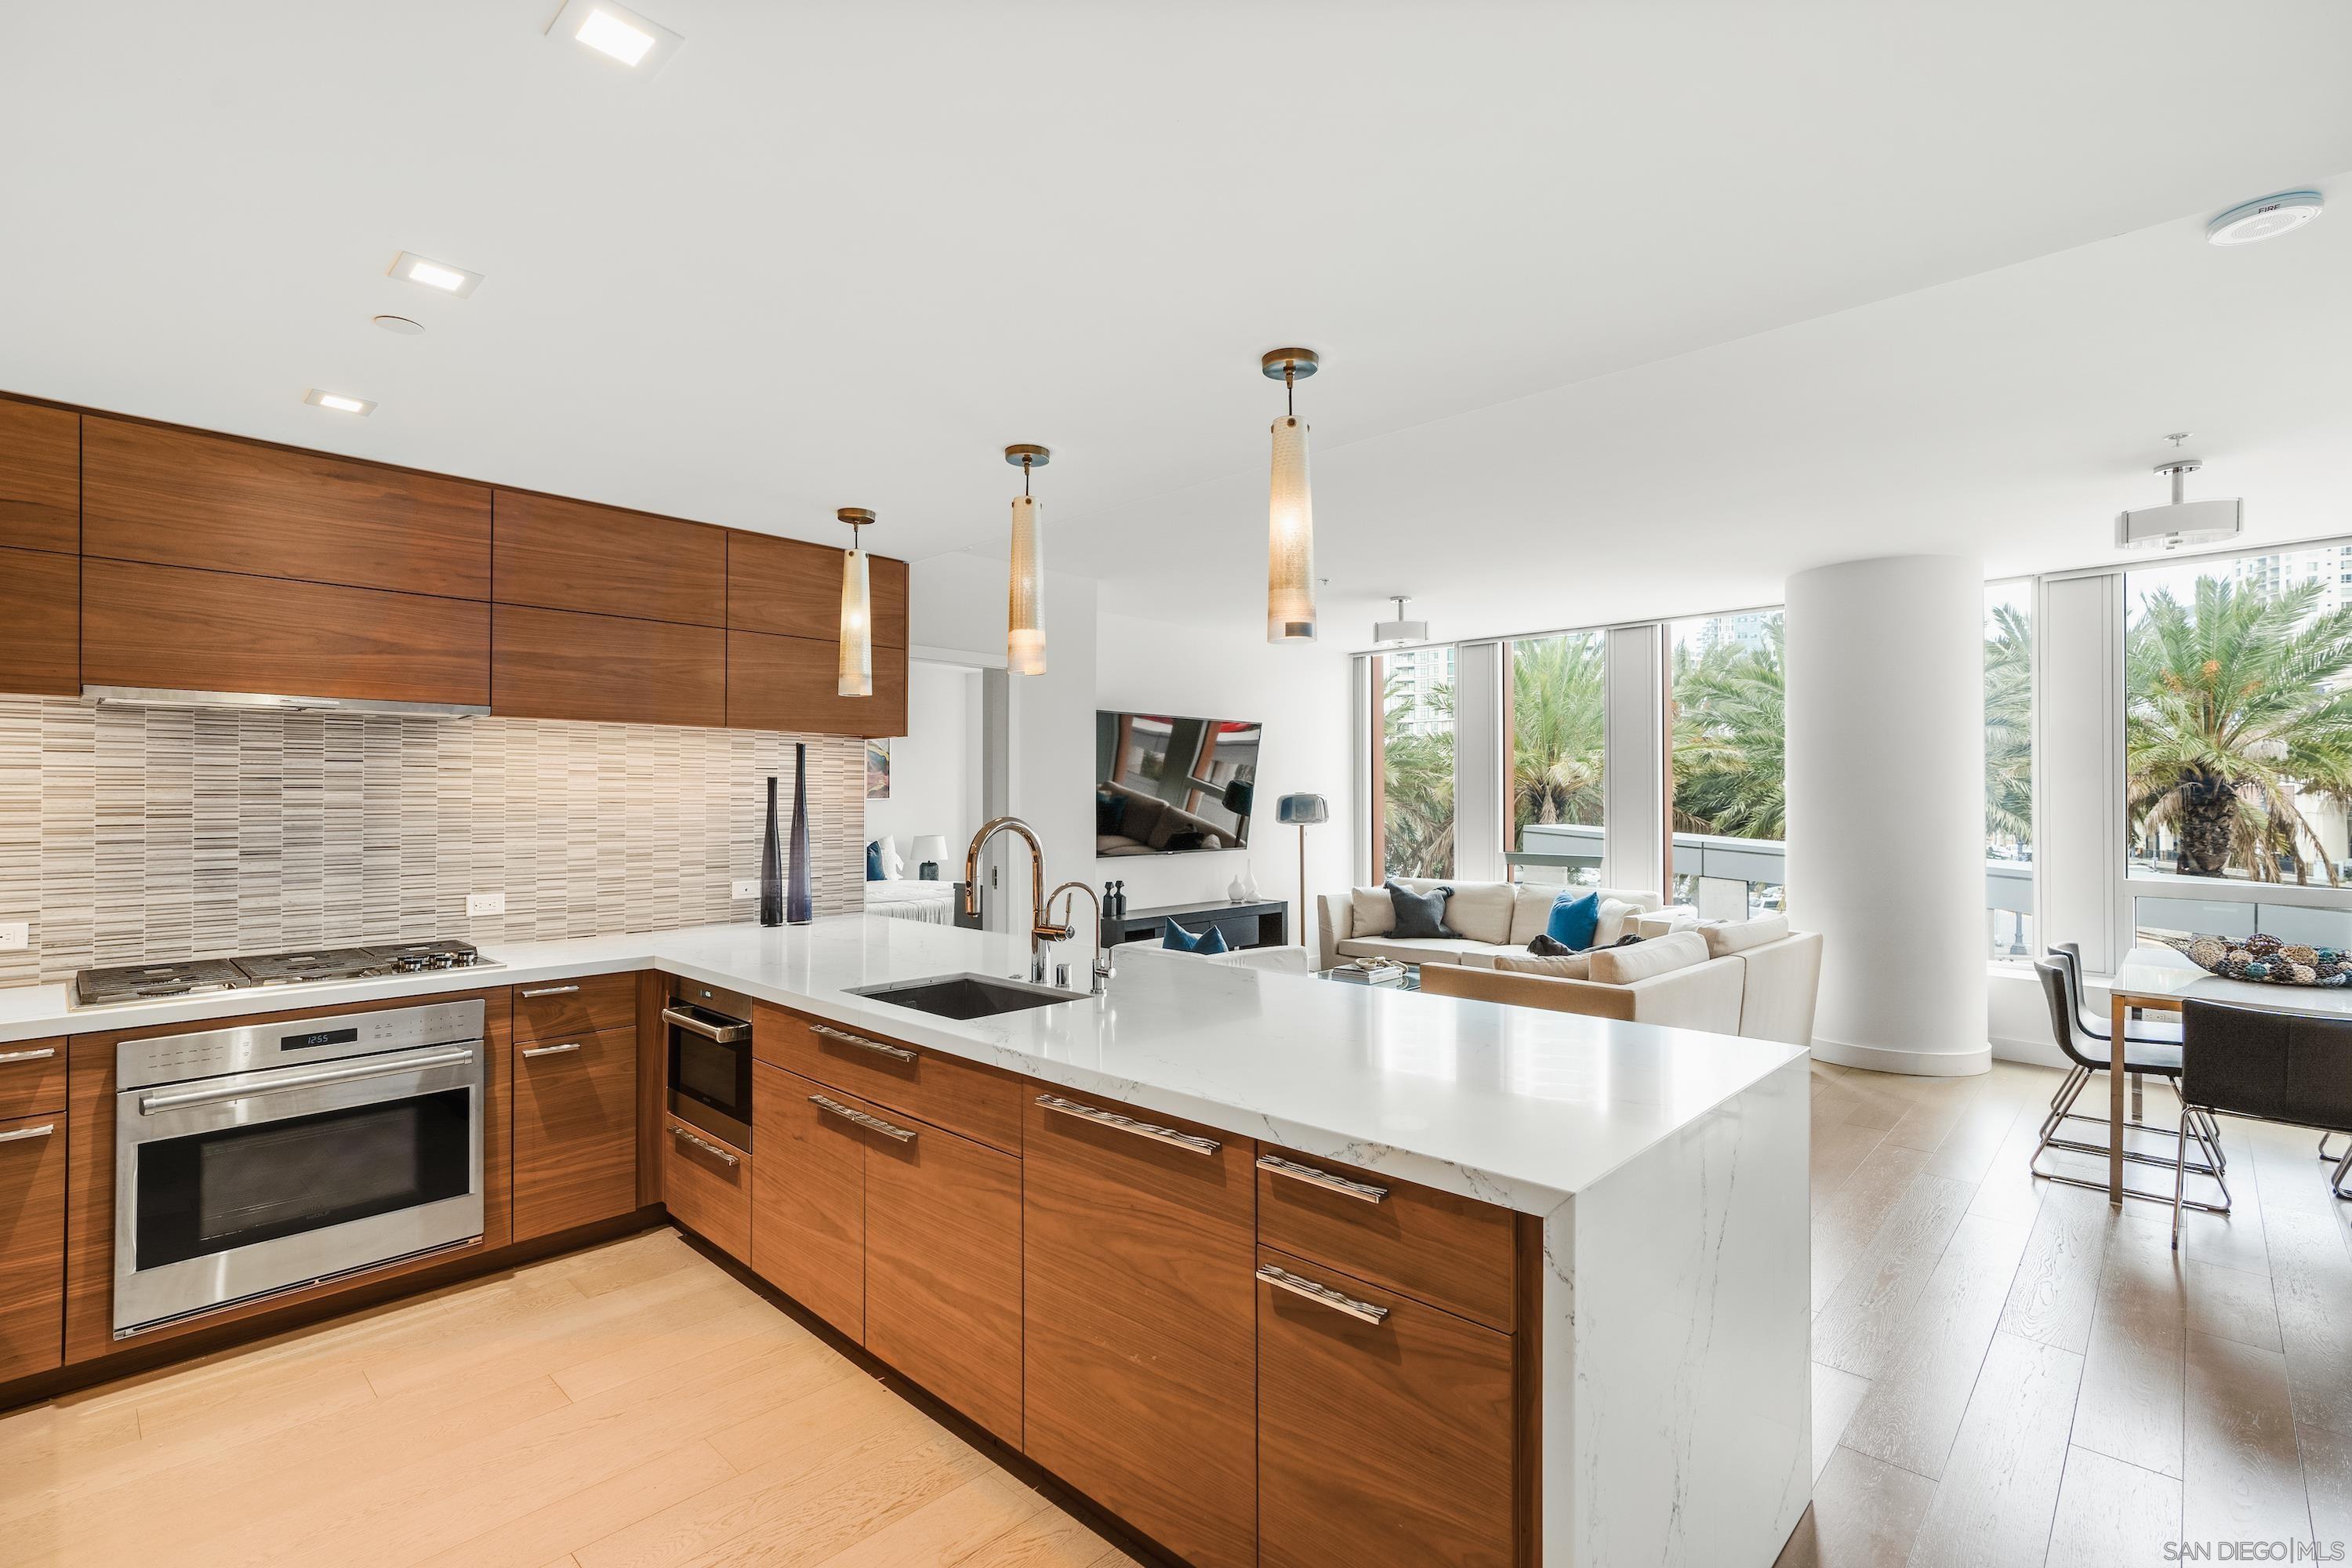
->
136;1047;477;1116
661;1007;750;1044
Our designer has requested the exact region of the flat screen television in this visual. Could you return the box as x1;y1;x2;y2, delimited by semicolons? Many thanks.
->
1095;711;1260;855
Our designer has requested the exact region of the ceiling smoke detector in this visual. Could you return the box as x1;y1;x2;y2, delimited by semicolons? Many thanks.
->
1374;596;1428;644
2205;191;2323;246
2115;455;2242;550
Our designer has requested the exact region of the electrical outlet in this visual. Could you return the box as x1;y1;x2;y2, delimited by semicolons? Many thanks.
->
466;892;506;917
731;879;758;900
0;922;27;952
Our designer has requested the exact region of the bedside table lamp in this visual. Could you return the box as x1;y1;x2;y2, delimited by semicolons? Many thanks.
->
912;835;949;881
1275;793;1328;948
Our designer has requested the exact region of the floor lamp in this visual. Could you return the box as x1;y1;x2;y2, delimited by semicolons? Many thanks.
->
1276;793;1328;951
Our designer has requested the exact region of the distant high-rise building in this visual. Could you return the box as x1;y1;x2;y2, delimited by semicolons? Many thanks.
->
1381;644;1455;737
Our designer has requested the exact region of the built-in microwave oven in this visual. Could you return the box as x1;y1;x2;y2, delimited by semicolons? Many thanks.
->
664;980;753;1149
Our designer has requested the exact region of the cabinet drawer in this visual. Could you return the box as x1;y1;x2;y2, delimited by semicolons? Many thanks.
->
513;1025;638;1243
514;973;637;1043
1023;1087;1257;1568
0;1038;66;1120
0;1109;66;1384
863;1114;1022;1448
753;1004;1020;1155
1257;1245;1518;1568
750;1062;866;1341
1256;1144;1518;1332
662;1118;750;1262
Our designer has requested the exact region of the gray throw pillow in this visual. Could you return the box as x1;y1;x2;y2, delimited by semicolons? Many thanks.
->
1386;881;1458;939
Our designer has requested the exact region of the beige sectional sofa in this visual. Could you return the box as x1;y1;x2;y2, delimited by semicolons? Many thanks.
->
1321;879;1821;1046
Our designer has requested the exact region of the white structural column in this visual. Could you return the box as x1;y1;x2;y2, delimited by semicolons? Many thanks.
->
1787;555;1989;1075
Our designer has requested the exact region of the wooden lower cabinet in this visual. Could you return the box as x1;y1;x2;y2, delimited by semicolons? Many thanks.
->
1022;1090;1258;1568
0;1110;66;1383
862;1114;1022;1447
749;1062;866;1340
512;1025;638;1243
1257;1245;1519;1568
662;1117;751;1261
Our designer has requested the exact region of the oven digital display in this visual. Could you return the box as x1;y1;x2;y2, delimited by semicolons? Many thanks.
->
281;1027;361;1051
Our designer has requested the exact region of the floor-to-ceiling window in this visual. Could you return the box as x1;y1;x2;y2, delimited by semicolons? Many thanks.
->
1506;631;1606;887
2122;543;2352;951
1668;608;1785;917
1377;643;1457;879
1985;580;2034;957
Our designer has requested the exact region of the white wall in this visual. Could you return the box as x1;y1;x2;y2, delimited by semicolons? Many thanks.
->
863;660;975;868
1097;612;1355;947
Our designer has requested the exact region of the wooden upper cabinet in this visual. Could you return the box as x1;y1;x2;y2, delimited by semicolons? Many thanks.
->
492;604;725;728
82;419;492;600
727;631;906;739
0;400;78;555
82;558;491;707
726;532;907;648
492;491;728;626
0;546;78;697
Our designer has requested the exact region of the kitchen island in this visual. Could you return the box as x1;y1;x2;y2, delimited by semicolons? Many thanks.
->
2;916;1809;1567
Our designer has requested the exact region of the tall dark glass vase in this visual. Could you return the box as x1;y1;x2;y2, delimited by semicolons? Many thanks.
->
786;742;814;925
758;776;783;927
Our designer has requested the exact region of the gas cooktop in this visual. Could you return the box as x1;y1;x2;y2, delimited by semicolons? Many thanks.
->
73;938;501;1009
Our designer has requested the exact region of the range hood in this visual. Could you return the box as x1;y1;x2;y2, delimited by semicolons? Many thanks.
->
83;685;488;720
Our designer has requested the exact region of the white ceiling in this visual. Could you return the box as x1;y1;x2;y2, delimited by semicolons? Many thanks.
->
4;2;2349;643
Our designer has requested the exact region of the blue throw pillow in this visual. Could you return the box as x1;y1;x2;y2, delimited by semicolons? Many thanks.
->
865;841;883;880
1163;919;1228;953
1545;891;1600;950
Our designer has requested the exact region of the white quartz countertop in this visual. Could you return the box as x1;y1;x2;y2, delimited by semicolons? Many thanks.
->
0;918;1806;1212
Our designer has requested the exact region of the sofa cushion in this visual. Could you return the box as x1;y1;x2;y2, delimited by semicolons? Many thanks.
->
1495;949;1594;980
1588;930;1711;985
1349;886;1396;938
1445;882;1516;946
1703;912;1791;957
1544;891;1600;949
1336;936;1493;967
1593;898;1640;946
1508;887;1562;946
1387;882;1458;939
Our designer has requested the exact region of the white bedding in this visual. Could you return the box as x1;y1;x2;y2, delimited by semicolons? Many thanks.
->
866;880;956;924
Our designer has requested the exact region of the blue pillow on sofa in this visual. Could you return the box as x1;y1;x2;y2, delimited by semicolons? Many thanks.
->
865;841;884;880
1163;919;1229;955
1544;891;1600;950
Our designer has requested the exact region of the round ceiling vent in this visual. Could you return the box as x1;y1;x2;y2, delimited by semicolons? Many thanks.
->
2205;191;2323;246
371;314;426;336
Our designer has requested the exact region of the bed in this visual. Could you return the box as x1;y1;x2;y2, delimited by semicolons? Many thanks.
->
865;879;956;924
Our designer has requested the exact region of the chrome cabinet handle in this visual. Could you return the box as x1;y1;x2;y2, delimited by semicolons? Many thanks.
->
662;1006;750;1044
808;1023;916;1063
0;1123;55;1145
1036;1094;1219;1156
521;1041;581;1058
1257;1153;1388;1204
668;1124;739;1167
0;1047;56;1066
1257;1263;1390;1325
809;1094;918;1143
521;985;580;998
140;1047;475;1115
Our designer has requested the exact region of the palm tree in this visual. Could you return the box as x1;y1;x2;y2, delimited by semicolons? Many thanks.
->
1671;620;1787;840
1984;603;2032;848
1510;634;1606;843
2126;576;2352;883
1381;676;1455;878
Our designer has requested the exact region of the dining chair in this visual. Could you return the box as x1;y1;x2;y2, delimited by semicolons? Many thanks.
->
2048;942;2182;1129
2031;960;2229;1210
2175;1000;2352;1245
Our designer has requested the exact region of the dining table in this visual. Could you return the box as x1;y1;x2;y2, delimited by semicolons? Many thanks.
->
2103;945;2352;1202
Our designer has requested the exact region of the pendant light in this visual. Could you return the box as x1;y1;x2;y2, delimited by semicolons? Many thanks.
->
1005;443;1050;675
837;507;873;697
1374;595;1428;644
1262;347;1319;643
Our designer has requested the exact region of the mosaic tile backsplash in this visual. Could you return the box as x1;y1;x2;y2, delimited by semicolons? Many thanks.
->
0;696;866;988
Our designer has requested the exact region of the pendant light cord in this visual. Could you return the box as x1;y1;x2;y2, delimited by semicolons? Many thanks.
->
1285;363;1296;419
1022;455;1032;498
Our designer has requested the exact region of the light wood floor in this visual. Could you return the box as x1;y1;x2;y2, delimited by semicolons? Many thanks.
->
0;1227;1141;1567
1780;1057;2352;1567
5;1058;2346;1567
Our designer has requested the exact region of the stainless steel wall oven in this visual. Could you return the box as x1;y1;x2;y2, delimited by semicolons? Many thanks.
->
112;999;487;1338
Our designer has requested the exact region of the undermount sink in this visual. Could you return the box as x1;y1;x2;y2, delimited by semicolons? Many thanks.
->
848;973;1085;1021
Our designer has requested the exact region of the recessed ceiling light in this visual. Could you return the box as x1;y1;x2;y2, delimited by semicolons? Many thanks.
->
547;0;683;79
372;314;426;336
303;389;376;416
387;251;482;296
2206;190;2323;246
